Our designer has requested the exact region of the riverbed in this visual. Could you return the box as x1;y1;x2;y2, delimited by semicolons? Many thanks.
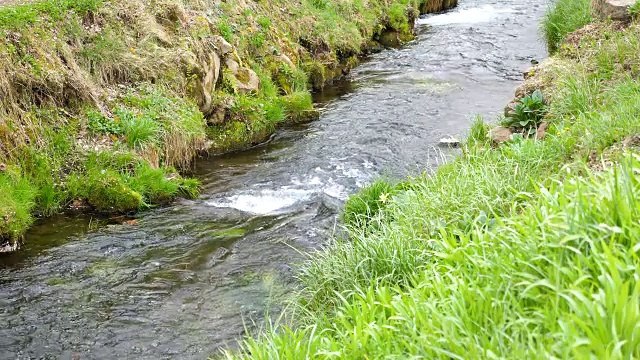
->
0;0;546;358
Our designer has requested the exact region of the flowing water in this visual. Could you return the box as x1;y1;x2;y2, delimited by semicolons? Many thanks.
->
0;1;547;358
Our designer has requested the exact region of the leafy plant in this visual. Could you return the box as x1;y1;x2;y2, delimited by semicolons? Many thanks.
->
87;110;122;136
502;89;547;135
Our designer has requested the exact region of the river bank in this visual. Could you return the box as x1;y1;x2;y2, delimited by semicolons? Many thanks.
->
0;0;458;248
226;0;640;358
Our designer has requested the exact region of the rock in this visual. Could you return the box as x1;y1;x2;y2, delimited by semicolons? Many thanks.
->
0;241;18;253
504;101;518;118
201;51;221;115
191;51;221;116
274;54;296;69
212;35;233;55
70;199;91;210
535;122;549;140
592;0;635;21
489;126;513;144
223;56;259;93
225;58;240;74
208;106;227;125
233;67;260;93
365;40;385;54
377;30;402;47
438;136;461;147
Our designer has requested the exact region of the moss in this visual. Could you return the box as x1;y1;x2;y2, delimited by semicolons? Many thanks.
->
213;228;247;239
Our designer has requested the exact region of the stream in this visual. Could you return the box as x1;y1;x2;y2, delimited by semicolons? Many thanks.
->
0;0;547;358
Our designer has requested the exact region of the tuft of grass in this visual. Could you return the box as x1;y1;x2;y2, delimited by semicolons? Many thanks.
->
117;107;162;150
466;115;490;146
630;0;640;19
0;172;37;241
281;91;314;121
542;0;592;53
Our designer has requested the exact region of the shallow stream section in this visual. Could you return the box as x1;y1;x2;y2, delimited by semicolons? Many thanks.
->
0;1;546;358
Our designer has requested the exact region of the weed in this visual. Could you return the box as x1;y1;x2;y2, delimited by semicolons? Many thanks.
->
217;19;235;42
87;110;122;136
466;115;489;146
502;89;548;134
342;178;398;228
116;107;162;150
281;91;314;121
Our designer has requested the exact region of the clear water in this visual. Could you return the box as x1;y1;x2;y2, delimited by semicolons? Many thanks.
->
0;0;547;358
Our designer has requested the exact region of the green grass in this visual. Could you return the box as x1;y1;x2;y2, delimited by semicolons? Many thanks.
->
0;0;102;29
0;172;37;241
542;0;592;53
231;157;640;358
224;16;640;360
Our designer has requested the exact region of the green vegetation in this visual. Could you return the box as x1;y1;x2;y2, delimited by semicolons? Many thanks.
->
0;0;458;242
542;0;592;52
226;3;640;359
502;89;548;135
630;1;640;19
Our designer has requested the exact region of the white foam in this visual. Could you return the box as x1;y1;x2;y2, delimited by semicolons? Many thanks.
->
207;189;313;214
322;178;348;200
418;6;514;26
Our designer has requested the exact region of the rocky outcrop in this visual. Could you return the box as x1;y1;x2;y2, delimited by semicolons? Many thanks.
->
592;0;635;21
187;35;260;117
224;58;260;94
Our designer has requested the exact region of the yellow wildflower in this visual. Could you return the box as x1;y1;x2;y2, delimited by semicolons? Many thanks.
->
379;193;389;203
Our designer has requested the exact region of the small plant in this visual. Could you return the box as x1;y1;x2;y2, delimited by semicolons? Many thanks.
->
342;179;406;229
87;110;122;136
502;89;548;135
216;19;234;42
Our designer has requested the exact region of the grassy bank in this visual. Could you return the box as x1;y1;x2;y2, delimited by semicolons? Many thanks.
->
0;0;457;244
225;1;640;358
